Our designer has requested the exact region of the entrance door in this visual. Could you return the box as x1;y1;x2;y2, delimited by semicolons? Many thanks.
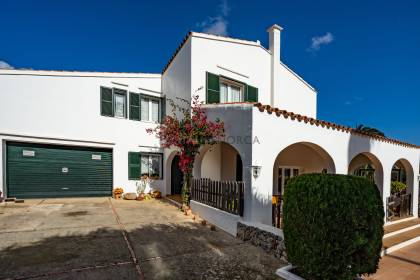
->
171;155;183;194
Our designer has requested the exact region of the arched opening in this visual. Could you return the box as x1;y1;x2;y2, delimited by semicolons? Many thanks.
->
348;153;384;194
271;142;335;228
273;142;336;196
198;142;243;181
388;159;414;221
191;142;245;216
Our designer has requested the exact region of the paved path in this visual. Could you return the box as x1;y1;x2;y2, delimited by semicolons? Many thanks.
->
0;198;286;279
366;241;420;280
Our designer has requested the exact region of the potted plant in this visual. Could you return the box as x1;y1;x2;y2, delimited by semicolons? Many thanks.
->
391;181;407;196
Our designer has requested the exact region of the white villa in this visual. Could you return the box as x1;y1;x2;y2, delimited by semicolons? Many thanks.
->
0;25;419;235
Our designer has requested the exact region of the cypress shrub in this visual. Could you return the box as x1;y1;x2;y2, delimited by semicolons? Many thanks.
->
283;174;384;280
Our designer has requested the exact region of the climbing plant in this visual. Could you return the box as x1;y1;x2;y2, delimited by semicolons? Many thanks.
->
147;95;224;206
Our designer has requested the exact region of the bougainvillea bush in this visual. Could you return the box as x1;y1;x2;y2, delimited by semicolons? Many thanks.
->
147;95;224;205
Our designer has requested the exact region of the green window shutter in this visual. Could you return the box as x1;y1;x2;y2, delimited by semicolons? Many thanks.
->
128;152;141;180
129;92;140;121
246;85;258;102
101;87;113;116
160;97;166;123
206;72;220;104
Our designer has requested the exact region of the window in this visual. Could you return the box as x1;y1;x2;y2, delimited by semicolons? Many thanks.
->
141;97;160;122
220;80;243;103
102;87;164;122
128;152;162;180
206;72;258;104
100;87;127;118
114;92;126;118
141;154;161;178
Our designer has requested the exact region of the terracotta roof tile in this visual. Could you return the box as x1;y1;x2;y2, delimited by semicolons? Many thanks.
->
162;32;192;74
161;31;261;75
254;103;420;149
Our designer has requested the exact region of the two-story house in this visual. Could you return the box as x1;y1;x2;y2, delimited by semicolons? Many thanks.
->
0;25;419;232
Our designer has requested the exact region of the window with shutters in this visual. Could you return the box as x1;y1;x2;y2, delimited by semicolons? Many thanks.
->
100;87;127;118
206;72;258;104
140;97;160;123
129;92;140;121
100;87;113;116
102;87;164;122
128;152;162;180
220;78;244;103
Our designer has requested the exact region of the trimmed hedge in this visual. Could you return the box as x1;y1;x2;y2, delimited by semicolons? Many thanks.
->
283;174;384;280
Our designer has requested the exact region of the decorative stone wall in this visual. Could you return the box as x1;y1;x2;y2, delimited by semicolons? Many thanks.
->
236;222;287;261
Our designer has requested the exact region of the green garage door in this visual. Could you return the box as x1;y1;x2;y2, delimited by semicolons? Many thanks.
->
6;142;113;198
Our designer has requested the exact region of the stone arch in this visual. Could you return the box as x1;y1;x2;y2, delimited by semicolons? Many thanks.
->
348;152;384;194
193;142;243;181
272;142;336;195
390;158;415;211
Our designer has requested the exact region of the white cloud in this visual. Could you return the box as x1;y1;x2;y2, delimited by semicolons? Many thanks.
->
0;60;14;69
344;96;364;106
197;0;230;36
309;32;334;51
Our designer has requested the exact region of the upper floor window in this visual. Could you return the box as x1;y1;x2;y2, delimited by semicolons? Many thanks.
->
141;97;160;122
206;72;258;104
101;87;165;123
114;91;127;118
220;79;244;103
100;87;127;118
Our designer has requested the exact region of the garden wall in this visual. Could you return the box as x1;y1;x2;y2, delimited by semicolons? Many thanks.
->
190;200;240;236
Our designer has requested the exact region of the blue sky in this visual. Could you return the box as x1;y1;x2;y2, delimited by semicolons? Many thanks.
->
1;0;419;144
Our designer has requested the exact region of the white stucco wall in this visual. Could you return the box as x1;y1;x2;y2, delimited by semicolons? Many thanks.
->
201;144;222;180
190;200;240;236
162;37;191;108
194;104;254;221
187;33;317;118
199;142;238;181
190;33;271;105
251;106;420;225
0;70;164;196
277;63;317;118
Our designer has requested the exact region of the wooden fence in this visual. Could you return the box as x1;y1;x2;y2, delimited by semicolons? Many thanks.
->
272;194;283;229
191;178;244;216
387;193;412;221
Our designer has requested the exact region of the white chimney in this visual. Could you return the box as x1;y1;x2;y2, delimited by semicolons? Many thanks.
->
267;24;283;106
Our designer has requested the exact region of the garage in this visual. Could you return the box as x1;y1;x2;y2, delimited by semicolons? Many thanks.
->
6;142;113;198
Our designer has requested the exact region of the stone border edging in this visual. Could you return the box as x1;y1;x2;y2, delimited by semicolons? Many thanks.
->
236;222;286;260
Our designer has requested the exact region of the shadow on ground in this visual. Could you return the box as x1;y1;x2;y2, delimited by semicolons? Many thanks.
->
0;199;284;280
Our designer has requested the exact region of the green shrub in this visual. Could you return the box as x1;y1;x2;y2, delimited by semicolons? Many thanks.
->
391;181;407;195
283;174;384;280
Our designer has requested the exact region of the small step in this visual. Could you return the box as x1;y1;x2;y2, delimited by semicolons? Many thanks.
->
384;218;420;236
382;227;420;256
165;196;182;208
5;197;16;202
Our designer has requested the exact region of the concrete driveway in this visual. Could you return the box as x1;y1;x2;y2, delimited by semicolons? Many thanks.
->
0;198;285;280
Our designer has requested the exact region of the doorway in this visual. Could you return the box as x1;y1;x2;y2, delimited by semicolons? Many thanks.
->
277;167;300;195
171;155;183;195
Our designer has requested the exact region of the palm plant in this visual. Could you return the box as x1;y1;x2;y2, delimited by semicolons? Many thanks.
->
355;124;385;137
